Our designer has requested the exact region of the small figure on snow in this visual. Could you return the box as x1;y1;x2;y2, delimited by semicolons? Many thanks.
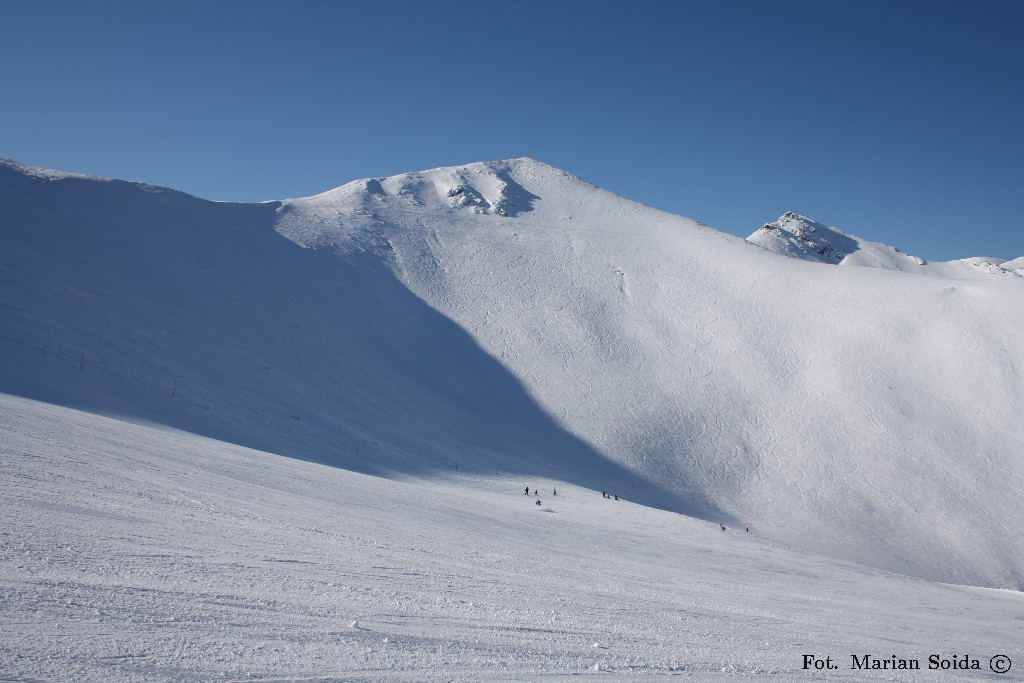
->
533;489;538;496
614;495;618;501
553;487;557;496
525;486;530;495
602;492;607;498
720;524;726;532
535;499;542;506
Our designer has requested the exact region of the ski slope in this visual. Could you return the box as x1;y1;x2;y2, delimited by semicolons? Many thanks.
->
1;156;1023;592
3;393;1022;682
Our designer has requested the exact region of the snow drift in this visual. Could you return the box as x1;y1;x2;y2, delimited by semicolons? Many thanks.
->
1;156;1022;589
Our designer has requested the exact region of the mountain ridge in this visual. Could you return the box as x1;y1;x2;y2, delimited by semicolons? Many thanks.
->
1;157;1022;588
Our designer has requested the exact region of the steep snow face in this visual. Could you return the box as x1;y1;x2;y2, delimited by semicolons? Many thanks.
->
3;157;1024;589
748;211;1024;279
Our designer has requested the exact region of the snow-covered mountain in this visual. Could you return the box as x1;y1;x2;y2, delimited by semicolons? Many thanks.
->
2;157;1023;592
748;211;1024;278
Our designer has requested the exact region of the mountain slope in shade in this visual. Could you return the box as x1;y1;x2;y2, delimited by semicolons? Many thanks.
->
2;157;1023;589
748;211;1024;278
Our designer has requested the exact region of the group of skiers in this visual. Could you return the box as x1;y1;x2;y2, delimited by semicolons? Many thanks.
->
524;486;556;496
525;486;557;506
521;486;750;533
520;485;754;535
523;485;622;503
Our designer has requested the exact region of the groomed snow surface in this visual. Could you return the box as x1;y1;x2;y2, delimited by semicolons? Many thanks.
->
3;394;1022;682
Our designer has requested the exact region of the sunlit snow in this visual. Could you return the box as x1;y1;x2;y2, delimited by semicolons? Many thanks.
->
1;157;1022;681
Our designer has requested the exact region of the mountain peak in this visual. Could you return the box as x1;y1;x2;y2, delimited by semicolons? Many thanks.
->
748;212;857;264
297;158;553;222
748;212;1023;279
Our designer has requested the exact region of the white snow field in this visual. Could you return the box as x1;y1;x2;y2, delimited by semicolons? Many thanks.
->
3;393;1022;682
1;156;1024;678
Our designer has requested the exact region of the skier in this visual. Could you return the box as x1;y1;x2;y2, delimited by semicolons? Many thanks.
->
614;495;618;501
553;487;557;496
525;486;529;495
535;499;542;506
533;489;538;496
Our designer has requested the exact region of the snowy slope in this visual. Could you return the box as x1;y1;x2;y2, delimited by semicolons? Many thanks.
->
3;393;1022;682
276;160;1024;588
0;157;636;493
2;157;1023;590
748;211;1024;278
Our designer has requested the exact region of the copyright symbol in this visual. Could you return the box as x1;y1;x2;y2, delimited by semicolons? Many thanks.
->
990;655;1011;674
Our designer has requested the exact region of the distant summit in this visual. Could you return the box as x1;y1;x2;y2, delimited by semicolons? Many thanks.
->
747;212;857;264
748;211;1023;279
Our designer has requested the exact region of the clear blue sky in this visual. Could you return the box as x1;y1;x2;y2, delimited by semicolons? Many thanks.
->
2;0;1022;261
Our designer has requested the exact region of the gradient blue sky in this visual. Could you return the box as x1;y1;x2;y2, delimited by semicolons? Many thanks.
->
2;1;1022;261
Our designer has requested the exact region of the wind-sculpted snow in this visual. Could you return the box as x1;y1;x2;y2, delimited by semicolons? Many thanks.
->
2;157;1023;589
3;394;1022;682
